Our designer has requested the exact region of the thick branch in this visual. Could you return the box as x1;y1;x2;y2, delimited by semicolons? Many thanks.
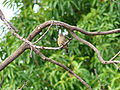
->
34;20;120;35
70;31;120;64
32;47;92;90
0;43;27;71
24;20;120;39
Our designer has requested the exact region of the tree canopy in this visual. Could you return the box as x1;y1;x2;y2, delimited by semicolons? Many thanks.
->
0;0;120;90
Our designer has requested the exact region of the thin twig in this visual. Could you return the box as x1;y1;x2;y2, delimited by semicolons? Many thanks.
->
19;81;28;90
0;9;5;21
110;51;120;70
29;47;33;57
0;10;18;32
36;39;71;50
33;22;53;44
113;63;120;70
110;51;120;61
0;76;4;88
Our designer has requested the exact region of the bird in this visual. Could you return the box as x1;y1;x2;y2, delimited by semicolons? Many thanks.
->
58;33;68;52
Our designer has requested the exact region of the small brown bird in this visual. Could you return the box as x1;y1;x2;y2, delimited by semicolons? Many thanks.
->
58;33;67;49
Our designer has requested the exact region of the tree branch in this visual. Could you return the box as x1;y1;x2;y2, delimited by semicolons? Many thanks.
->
32;47;92;90
110;51;120;61
69;31;120;64
33;22;53;44
33;20;120;35
0;43;27;71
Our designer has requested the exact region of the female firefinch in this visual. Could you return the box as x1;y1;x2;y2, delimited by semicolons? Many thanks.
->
58;33;68;53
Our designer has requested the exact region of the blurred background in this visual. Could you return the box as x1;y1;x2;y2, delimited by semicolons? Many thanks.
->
0;0;120;90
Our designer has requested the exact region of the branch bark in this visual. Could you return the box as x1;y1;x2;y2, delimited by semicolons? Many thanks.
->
0;43;27;70
69;31;120;64
32;47;92;90
33;20;120;35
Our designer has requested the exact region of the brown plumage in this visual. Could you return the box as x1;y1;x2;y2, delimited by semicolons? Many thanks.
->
58;33;67;49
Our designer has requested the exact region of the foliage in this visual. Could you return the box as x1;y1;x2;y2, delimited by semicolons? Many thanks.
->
0;0;120;90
